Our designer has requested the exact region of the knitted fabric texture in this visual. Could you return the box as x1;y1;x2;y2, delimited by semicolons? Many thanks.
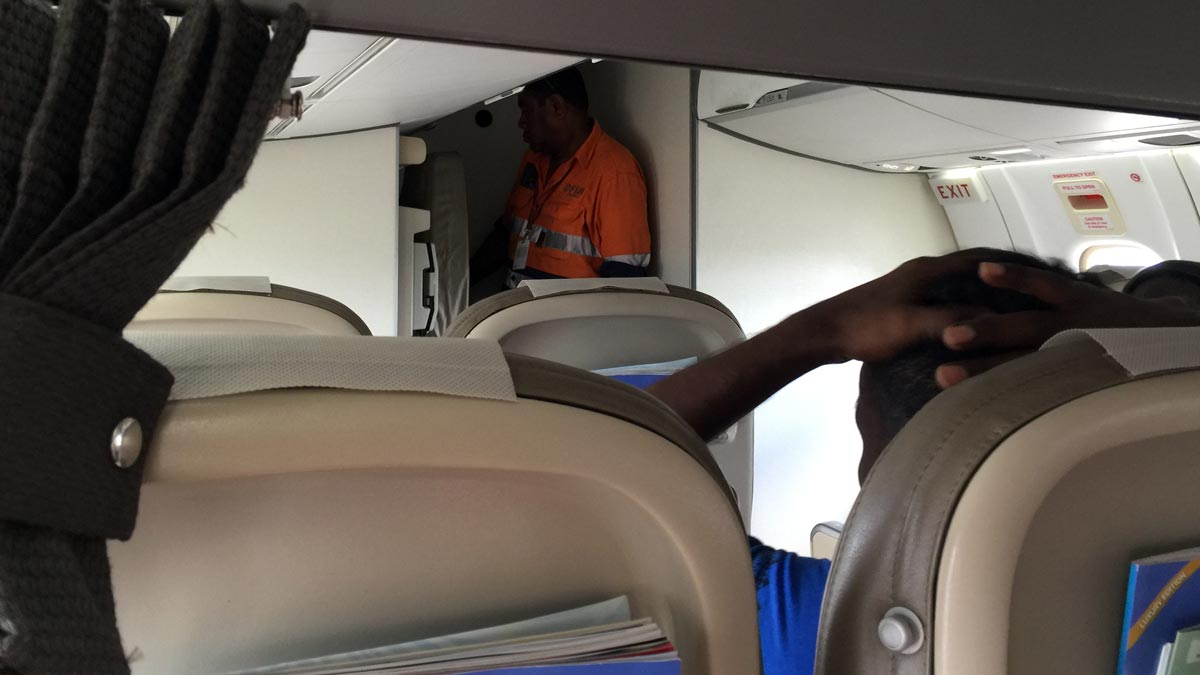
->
0;1;309;672
0;0;53;225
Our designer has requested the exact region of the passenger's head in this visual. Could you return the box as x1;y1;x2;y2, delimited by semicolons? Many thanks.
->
1124;261;1200;309
854;250;1100;483
516;67;590;156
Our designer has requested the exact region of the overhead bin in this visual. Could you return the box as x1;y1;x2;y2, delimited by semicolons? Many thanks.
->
705;85;1017;167
886;89;1191;142
267;30;579;139
696;71;805;119
699;74;1198;173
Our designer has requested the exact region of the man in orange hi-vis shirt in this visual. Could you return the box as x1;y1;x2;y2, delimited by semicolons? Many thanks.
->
471;67;652;290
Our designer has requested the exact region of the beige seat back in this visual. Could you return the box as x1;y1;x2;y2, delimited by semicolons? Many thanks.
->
816;328;1200;675
129;277;371;335
446;279;755;523
111;333;757;675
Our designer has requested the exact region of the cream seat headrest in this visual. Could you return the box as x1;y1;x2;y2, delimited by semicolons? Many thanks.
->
446;280;742;369
126;332;516;402
446;280;754;525
129;277;371;336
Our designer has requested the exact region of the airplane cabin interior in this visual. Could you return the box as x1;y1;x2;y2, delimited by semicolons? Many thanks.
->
6;2;1200;675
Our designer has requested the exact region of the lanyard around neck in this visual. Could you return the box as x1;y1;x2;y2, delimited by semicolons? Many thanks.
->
529;158;576;226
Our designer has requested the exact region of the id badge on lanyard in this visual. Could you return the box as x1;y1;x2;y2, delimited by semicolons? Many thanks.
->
512;226;532;271
513;160;573;272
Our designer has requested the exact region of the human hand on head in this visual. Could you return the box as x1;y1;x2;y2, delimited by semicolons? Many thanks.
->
935;261;1200;388
803;250;992;364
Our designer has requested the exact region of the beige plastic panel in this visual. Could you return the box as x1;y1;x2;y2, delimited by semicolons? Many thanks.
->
462;292;754;524
810;523;842;561
936;371;1200;675
397;135;427;165
110;389;758;674
466;293;743;369
130;292;364;336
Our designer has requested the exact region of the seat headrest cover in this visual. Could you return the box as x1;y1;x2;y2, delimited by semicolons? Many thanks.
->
519;277;670;298
127;333;516;402
161;275;272;294
446;283;740;339
1044;327;1200;376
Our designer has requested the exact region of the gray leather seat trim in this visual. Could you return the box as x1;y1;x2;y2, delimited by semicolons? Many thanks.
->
268;284;372;336
446;284;741;338
505;353;742;517
815;339;1130;674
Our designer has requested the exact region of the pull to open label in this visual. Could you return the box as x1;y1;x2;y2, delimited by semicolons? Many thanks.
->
1054;176;1126;235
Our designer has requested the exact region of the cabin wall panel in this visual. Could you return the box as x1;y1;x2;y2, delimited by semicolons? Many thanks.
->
696;123;955;553
980;151;1200;270
582;61;694;286
175;127;401;336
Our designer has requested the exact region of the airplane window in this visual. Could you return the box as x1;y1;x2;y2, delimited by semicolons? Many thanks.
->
1080;244;1164;271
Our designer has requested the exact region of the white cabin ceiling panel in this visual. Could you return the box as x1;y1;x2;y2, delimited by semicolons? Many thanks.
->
883;89;1191;143
715;88;1017;165
705;76;1200;171
288;31;378;91
279;33;580;138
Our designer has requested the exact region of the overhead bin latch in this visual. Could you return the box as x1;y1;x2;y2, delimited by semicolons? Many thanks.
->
273;90;304;121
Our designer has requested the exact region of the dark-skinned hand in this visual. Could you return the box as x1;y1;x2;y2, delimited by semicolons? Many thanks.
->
936;261;1200;388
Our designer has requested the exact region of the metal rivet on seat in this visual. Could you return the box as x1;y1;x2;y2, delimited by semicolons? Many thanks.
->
878;606;925;655
111;417;143;469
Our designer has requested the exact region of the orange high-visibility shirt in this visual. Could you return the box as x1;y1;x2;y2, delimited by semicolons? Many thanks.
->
503;123;651;286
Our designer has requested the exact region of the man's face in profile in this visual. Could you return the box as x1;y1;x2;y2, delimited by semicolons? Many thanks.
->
517;92;552;155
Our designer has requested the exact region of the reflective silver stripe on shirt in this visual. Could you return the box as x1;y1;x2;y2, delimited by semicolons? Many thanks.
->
509;217;599;258
603;253;651;267
539;229;599;257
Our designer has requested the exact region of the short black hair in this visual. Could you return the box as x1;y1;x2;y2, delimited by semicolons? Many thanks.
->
523;67;589;112
1124;260;1200;298
861;249;1100;444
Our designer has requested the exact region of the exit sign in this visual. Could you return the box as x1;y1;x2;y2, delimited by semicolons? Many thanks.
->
929;174;988;204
